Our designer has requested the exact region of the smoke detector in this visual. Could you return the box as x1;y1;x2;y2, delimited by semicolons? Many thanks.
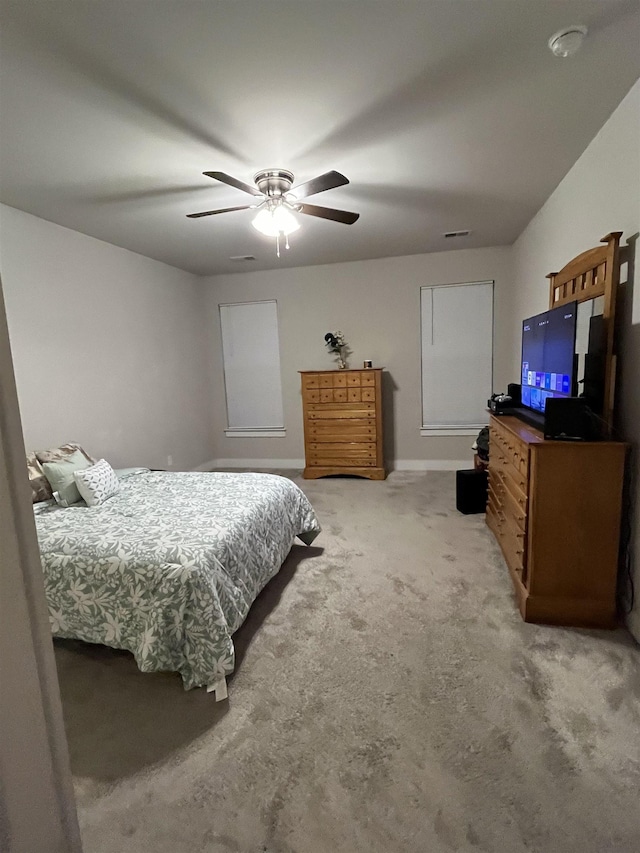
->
548;25;587;57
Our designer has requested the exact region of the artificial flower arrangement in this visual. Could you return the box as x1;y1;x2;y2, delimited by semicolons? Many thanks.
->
324;330;349;369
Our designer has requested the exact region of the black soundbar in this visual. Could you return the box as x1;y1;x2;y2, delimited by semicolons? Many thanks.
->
491;399;600;440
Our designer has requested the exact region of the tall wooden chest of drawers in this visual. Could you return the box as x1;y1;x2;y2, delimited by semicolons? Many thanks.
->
486;413;627;628
300;369;385;480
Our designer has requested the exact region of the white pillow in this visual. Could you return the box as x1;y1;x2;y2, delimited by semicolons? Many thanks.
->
74;459;120;507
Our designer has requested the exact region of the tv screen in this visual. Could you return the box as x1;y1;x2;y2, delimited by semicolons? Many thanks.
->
521;301;577;413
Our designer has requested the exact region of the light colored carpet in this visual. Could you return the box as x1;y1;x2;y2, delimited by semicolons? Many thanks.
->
54;471;640;853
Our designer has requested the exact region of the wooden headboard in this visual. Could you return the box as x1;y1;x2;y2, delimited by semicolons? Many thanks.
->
546;232;623;437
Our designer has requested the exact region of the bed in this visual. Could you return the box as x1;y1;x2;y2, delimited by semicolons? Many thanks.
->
34;469;321;692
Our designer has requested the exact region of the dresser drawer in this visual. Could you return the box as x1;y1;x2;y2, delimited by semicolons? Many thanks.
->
503;458;528;498
490;502;525;571
307;402;376;420
490;426;511;458
498;474;527;533
307;455;377;467
491;425;529;478
500;465;528;514
492;444;528;500
490;429;508;465
307;401;375;411
308;432;376;443
509;441;529;478
486;500;501;537
487;482;502;519
309;421;376;441
346;372;360;386
302;374;320;389
307;442;377;458
488;458;504;493
308;411;376;422
309;418;375;431
347;387;363;402
317;388;349;403
500;521;526;580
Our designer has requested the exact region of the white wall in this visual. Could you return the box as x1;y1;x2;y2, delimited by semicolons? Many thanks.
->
201;246;513;469
511;79;640;640
0;204;213;471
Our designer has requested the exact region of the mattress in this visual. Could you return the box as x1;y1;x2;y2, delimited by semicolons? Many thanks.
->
35;470;320;689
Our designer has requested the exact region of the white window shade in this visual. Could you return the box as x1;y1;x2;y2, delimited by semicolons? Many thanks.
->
421;281;494;430
219;301;284;431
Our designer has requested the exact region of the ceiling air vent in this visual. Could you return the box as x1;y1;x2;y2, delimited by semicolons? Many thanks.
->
229;255;256;262
443;230;470;239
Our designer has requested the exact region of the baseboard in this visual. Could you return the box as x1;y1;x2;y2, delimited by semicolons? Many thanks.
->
194;458;468;472
193;458;305;471
392;459;471;471
192;459;217;472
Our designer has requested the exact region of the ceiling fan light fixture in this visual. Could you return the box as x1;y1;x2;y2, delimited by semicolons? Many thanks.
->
548;25;587;57
187;168;357;258
252;204;300;238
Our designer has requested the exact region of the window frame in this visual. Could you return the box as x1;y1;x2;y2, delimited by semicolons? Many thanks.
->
218;299;286;437
419;280;494;435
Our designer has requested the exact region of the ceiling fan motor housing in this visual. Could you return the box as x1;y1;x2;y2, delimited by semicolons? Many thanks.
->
254;169;295;197
187;168;358;226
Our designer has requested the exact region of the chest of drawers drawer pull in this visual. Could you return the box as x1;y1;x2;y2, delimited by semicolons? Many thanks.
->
307;401;375;411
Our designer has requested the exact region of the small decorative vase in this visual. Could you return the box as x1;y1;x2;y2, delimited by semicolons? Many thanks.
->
337;350;347;369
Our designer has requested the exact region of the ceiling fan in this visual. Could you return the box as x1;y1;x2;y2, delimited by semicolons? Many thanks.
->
186;169;360;256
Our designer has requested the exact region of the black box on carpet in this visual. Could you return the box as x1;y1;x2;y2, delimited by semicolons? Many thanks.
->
456;469;488;515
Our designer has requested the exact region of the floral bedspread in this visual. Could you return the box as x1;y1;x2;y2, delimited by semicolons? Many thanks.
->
35;471;320;689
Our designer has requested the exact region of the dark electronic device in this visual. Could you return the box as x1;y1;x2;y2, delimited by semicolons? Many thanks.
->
578;314;606;415
520;301;577;415
488;382;523;414
507;383;521;405
456;469;488;514
544;397;596;441
488;392;515;413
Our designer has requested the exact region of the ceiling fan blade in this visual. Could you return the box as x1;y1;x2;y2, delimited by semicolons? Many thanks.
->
186;204;253;219
203;171;262;197
297;203;359;225
288;170;349;200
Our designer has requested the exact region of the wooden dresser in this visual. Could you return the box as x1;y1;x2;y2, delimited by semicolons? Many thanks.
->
486;413;627;628
300;369;385;480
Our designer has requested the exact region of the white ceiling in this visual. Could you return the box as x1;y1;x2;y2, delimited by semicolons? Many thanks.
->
1;1;638;276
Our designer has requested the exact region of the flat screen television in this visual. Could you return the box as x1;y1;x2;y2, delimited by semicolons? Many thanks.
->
520;301;577;414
